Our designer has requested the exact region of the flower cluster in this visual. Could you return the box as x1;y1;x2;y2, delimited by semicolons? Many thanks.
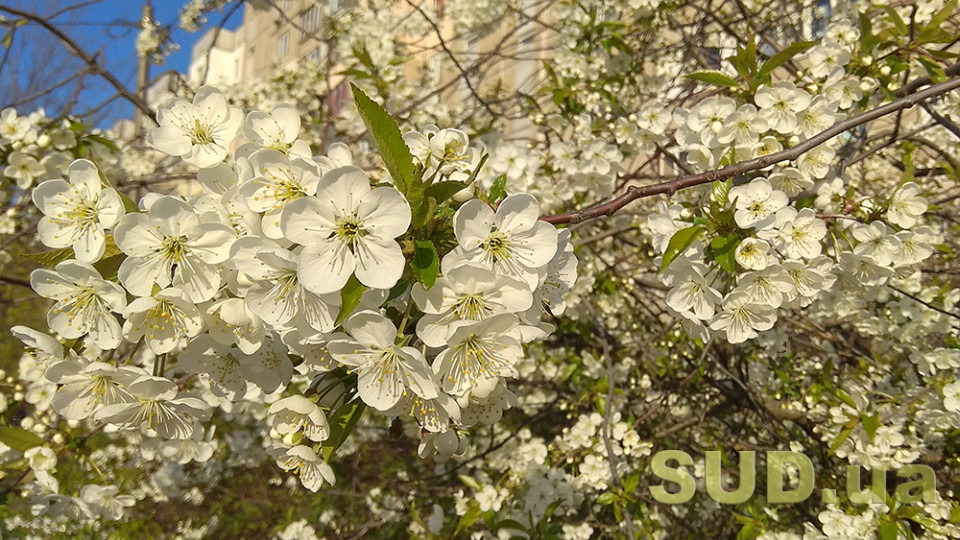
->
16;85;577;501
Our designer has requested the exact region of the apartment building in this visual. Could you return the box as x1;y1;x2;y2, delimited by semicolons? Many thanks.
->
183;0;546;129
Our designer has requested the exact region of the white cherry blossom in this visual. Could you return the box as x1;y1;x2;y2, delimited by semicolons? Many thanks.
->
433;314;523;396
241;105;311;158
327;311;437;411
708;291;777;343
94;375;210;439
730;179;788;230
33;159;124;262
240;149;322;239
147;86;242;168
114;196;235;302
269;445;335;492
448;193;558;289
268;396;330;442
886;182;927;228
280;166;410;293
30;261;126;349
44;361;143;420
412;262;532;347
121;288;204;355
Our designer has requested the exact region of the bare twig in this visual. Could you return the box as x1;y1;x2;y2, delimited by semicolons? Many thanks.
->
921;100;960;141
0;3;157;124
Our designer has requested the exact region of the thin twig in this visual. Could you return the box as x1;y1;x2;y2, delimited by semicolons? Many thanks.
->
0;3;157;124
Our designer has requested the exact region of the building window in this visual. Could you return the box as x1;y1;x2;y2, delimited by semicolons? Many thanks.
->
328;0;342;13
305;44;326;63
277;32;289;58
281;0;292;10
811;0;832;39
300;5;321;38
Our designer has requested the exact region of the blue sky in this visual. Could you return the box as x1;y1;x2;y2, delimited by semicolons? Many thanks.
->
2;0;243;126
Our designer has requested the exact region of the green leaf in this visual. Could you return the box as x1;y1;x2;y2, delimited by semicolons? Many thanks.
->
623;472;640;493
412;240;439;289
924;0;957;34
410;195;437;229
387;278;409;302
737;523;759;540
728;51;752;82
909;515;947;535
463;153;488;187
859;13;880;52
494;519;528;533
118;191;140;214
543;498;565;521
711;179;733;208
884;6;909;35
758;41;817;80
349;84;420;205
660;225;704;272
456;504;482;534
424;181;469;206
828;426;855;456
82;134;119;153
836;389;858;409
879;522;899;540
335;275;366;325
23;247;73;267
710;233;740;273
862;414;881;441
489;174;507;202
93;254;125;281
458;475;483;491
0;427;44;452
917;57;947;82
686;71;739;88
321;400;366;461
596;492;618;505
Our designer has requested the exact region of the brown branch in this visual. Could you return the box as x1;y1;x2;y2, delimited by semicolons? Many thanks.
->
543;75;960;225
0;275;31;289
0;3;157;124
921;100;960;141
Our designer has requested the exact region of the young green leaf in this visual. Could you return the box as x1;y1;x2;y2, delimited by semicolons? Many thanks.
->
710;233;740;274
878;522;899;540
23;247;74;267
862;414;881;441
686;71;739;88
924;0;958;34
412;240;439;288
0;427;45;452
758;41;817;80
883;6;908;35
424;181;469;206
660;225;704;272
321;401;366;461
350;83;421;205
489;174;507;202
335;274;367;325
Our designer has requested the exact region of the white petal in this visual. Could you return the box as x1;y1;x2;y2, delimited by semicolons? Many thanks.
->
297;238;355;294
354;238;404;290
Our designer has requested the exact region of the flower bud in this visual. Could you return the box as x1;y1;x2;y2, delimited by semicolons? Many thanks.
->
434;430;459;455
